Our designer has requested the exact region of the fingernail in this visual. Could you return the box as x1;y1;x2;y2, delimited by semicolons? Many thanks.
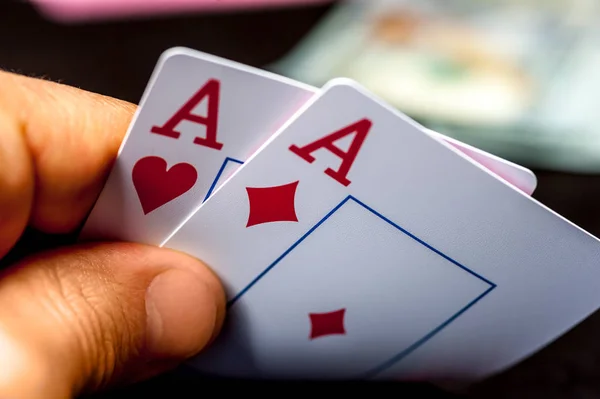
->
145;269;219;359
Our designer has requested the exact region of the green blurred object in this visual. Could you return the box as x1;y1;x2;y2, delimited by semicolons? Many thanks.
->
272;0;600;173
427;57;471;82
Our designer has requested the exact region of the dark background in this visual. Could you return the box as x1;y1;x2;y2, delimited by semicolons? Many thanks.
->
2;1;600;397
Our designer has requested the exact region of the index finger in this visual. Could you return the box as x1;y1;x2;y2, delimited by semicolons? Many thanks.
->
0;71;136;256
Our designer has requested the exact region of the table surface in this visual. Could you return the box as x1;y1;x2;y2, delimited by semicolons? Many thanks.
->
2;2;600;398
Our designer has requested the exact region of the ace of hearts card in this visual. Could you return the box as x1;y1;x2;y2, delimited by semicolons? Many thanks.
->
80;48;315;244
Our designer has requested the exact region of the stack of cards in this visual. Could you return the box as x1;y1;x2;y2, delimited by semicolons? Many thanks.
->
80;48;600;381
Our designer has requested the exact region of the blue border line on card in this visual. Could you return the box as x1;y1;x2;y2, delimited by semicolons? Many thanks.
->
363;284;495;379
227;195;496;378
203;157;244;203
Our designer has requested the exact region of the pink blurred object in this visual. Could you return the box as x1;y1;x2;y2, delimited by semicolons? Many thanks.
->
30;0;332;22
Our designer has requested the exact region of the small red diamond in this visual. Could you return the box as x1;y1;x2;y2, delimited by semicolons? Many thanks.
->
309;308;346;340
246;181;299;228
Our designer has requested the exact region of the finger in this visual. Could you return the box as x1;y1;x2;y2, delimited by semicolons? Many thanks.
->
0;107;34;257
0;242;225;399
0;71;136;255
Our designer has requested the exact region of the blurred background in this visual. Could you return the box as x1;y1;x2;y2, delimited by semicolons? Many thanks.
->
4;0;600;397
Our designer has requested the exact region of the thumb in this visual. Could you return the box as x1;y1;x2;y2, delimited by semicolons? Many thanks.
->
0;242;225;399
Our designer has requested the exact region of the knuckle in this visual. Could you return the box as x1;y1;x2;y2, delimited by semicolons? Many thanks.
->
0;72;136;233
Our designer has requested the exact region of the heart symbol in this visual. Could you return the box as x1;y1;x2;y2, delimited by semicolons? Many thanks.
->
132;156;197;215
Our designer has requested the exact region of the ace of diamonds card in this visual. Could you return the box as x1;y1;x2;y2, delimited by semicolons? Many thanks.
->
164;79;600;381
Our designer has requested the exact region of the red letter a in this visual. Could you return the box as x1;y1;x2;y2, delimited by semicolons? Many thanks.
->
289;118;372;187
151;79;224;150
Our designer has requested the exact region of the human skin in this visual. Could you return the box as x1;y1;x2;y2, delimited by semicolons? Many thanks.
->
0;70;226;399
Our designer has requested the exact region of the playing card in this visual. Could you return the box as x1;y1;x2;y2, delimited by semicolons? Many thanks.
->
163;79;600;381
80;47;534;245
31;0;333;23
425;130;536;195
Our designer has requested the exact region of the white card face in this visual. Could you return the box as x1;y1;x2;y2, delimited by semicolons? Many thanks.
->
191;198;491;380
164;80;600;381
80;47;535;245
79;47;315;244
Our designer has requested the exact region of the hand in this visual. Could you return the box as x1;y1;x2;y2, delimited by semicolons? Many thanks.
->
0;71;226;398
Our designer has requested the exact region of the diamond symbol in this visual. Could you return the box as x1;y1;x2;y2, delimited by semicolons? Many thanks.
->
246;181;299;228
309;308;347;340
